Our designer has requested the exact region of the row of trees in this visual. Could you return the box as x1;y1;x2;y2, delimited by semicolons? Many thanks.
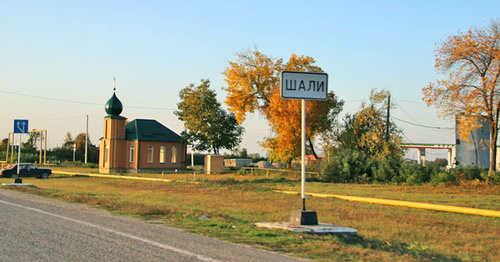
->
175;51;345;166
175;51;400;167
0;132;99;164
176;20;499;177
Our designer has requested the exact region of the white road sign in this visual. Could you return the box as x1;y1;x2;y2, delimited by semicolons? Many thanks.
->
281;71;328;100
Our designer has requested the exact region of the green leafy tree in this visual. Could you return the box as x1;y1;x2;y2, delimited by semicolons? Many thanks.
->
0;138;8;151
175;79;244;155
63;132;74;149
74;133;99;163
52;132;99;163
336;89;404;159
22;131;40;153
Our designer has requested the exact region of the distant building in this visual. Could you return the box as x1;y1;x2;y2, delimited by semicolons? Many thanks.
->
99;92;186;173
455;117;491;169
402;117;500;170
224;158;252;167
255;161;273;168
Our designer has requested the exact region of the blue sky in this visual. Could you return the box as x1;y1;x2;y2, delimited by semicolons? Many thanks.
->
0;0;498;159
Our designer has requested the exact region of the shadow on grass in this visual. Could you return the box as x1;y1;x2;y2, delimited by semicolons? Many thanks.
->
335;234;462;261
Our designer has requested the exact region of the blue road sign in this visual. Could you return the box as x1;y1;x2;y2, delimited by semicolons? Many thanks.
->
14;119;29;134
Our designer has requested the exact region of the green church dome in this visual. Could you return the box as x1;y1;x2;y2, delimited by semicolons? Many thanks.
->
105;92;123;116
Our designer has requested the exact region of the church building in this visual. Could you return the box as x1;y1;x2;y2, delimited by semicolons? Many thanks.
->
99;91;186;173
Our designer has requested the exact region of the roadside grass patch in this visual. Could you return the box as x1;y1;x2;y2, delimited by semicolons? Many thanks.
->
1;174;498;261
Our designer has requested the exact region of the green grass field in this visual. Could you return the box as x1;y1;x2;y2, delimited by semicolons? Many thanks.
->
1;171;498;261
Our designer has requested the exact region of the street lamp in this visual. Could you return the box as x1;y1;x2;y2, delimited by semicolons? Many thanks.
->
73;143;76;162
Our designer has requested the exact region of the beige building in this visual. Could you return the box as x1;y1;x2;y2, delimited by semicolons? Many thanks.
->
99;92;186;173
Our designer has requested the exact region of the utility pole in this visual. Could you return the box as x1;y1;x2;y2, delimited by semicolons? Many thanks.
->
190;145;194;167
386;94;391;141
85;114;88;164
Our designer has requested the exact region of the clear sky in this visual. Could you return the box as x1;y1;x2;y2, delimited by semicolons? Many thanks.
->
0;0;498;160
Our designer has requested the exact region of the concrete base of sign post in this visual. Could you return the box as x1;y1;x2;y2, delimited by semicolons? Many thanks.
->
255;222;357;235
2;181;35;187
290;210;318;227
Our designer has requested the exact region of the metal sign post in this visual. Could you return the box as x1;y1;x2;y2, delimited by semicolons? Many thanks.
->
281;71;328;226
301;99;306;210
17;134;21;178
13;119;29;183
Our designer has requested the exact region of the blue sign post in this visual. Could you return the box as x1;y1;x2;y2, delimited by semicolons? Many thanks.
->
13;119;28;183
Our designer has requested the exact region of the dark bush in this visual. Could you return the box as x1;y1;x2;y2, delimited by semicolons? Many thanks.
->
320;148;497;185
431;172;458;185
451;166;483;181
399;162;442;185
481;171;500;184
320;149;375;183
372;157;403;183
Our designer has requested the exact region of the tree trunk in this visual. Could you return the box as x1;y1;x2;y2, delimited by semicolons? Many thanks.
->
489;121;498;178
308;137;318;159
213;144;218;155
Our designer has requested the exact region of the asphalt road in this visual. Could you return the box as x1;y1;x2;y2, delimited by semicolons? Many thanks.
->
0;189;303;262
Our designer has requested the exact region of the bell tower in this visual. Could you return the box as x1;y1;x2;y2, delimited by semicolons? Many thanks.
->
99;81;127;173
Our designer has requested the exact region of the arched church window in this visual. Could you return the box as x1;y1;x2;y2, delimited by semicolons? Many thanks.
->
160;146;165;163
171;146;177;164
148;146;154;163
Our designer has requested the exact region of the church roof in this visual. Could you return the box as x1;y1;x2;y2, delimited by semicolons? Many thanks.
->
125;119;182;142
105;92;124;118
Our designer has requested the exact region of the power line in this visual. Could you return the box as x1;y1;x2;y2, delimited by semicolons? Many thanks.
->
0;89;176;110
394;101;424;126
0;89;102;106
393;98;427;105
0;115;83;121
401;131;415;144
343;99;363;103
391;116;453;130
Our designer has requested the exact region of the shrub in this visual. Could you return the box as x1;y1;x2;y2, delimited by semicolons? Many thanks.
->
431;172;458;185
320;147;497;185
58;160;97;168
481;171;500;184
451;166;483;181
398;162;441;185
83;162;99;168
320;149;374;183
371;157;403;183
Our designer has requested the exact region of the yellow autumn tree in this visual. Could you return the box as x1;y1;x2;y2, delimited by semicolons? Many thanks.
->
223;49;343;165
422;20;499;175
223;50;281;123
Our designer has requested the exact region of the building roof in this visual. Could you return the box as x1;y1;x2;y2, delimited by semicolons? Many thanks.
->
125;119;182;142
125;119;181;142
105;92;124;118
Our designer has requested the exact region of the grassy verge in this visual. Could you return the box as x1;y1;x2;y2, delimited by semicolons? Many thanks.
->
1;173;498;261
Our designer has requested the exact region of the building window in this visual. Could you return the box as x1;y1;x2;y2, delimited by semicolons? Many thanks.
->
171;146;177;164
147;146;154;163
104;144;108;163
160;146;165;163
129;145;135;163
